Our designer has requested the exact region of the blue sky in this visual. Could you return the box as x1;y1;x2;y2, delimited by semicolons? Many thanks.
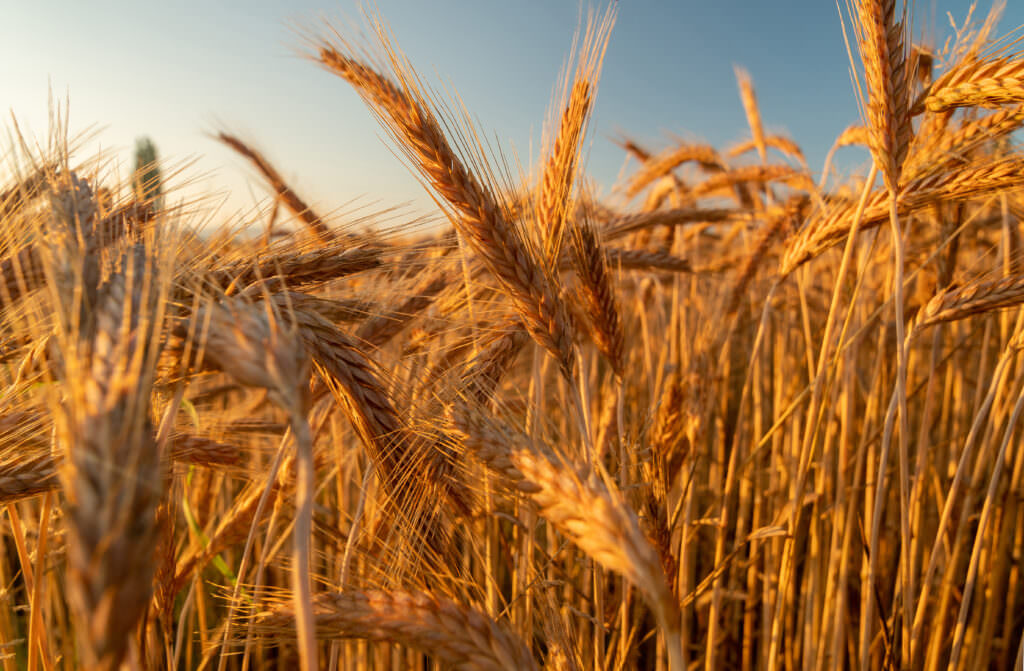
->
3;2;1021;228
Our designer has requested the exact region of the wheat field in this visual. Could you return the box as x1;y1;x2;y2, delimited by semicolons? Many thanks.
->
3;2;1024;669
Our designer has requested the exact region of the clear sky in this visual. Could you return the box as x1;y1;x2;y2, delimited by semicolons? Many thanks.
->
3;2;1021;228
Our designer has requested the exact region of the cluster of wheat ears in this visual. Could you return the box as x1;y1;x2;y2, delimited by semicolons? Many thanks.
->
5;1;1024;669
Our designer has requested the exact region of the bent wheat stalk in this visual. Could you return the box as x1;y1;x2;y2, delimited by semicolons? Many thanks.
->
191;298;316;671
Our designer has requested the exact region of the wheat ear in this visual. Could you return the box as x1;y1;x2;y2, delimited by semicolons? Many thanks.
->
782;157;1024;272
218;133;333;244
209;246;380;295
913;274;1024;332
854;0;912;191
727;133;807;167
538;78;592;262
735;66;767;162
568;215;624;376
255;590;539;671
316;44;577;383
453;411;683;671
625;143;724;198
536;4;613;262
904;104;1024;178
918;55;1024;113
57;259;166;671
279;301;471;516
191;297;317;671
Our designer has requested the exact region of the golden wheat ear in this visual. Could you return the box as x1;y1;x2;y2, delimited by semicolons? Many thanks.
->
185;296;320;671
852;0;912;192
567;212;624;377
313;36;578;385
536;4;614;263
0;410;59;504
452;408;683;669
734;66;767;163
217;133;334;245
52;249;168;668
253;590;540;671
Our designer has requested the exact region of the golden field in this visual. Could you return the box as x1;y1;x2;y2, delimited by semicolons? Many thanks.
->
3;2;1024;669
